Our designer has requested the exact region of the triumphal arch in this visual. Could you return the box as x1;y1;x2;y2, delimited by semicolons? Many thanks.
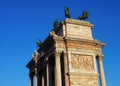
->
26;10;106;86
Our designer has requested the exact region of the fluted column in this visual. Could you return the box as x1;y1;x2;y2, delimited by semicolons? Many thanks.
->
98;55;106;86
55;52;62;86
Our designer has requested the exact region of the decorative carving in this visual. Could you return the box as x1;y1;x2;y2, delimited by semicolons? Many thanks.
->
32;50;40;63
49;30;56;36
71;54;94;71
54;51;61;57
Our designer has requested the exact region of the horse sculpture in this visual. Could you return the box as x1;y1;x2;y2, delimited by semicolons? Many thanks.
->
79;11;89;20
64;7;71;18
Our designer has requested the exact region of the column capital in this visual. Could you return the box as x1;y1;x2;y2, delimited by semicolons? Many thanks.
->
96;54;104;61
61;51;67;56
97;54;106;86
54;51;61;56
32;50;40;63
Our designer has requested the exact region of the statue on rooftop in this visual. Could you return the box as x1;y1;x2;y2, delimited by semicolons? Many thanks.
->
79;11;90;20
36;39;42;48
64;7;71;18
53;19;59;29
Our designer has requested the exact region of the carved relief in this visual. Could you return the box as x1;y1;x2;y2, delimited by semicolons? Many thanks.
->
71;54;94;71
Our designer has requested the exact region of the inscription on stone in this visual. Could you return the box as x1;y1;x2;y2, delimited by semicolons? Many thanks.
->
71;54;94;71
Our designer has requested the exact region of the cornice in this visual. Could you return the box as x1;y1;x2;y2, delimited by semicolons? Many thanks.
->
62;18;94;28
65;37;105;48
53;36;105;48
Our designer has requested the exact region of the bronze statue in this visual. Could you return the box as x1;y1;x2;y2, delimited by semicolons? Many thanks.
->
79;11;89;20
64;7;71;18
36;39;42;48
53;19;59;29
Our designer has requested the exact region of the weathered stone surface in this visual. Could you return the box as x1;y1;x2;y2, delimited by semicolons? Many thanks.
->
70;75;98;86
67;42;101;52
57;18;94;40
53;19;105;86
71;54;94;71
66;23;93;39
26;18;106;86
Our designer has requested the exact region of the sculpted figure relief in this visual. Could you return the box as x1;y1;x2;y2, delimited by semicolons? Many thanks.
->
71;54;94;71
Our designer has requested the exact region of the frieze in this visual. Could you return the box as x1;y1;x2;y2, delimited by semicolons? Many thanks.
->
67;43;100;52
71;54;95;71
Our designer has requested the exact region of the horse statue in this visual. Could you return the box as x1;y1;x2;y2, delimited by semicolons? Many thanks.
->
64;7;71;18
79;11;90;20
53;19;59;29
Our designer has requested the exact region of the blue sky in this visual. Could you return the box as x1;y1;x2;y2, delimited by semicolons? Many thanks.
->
0;0;120;86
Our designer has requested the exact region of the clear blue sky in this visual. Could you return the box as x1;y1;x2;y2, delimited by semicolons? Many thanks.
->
0;0;120;86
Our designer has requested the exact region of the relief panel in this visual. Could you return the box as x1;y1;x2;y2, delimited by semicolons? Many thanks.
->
71;54;95;72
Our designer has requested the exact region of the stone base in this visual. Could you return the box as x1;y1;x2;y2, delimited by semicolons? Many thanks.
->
70;74;98;86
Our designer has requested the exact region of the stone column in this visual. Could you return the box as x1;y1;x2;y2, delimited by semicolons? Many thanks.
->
55;52;62;86
35;68;38;86
32;50;40;86
29;74;33;86
98;55;106;86
42;75;44;86
63;52;69;86
46;58;49;86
